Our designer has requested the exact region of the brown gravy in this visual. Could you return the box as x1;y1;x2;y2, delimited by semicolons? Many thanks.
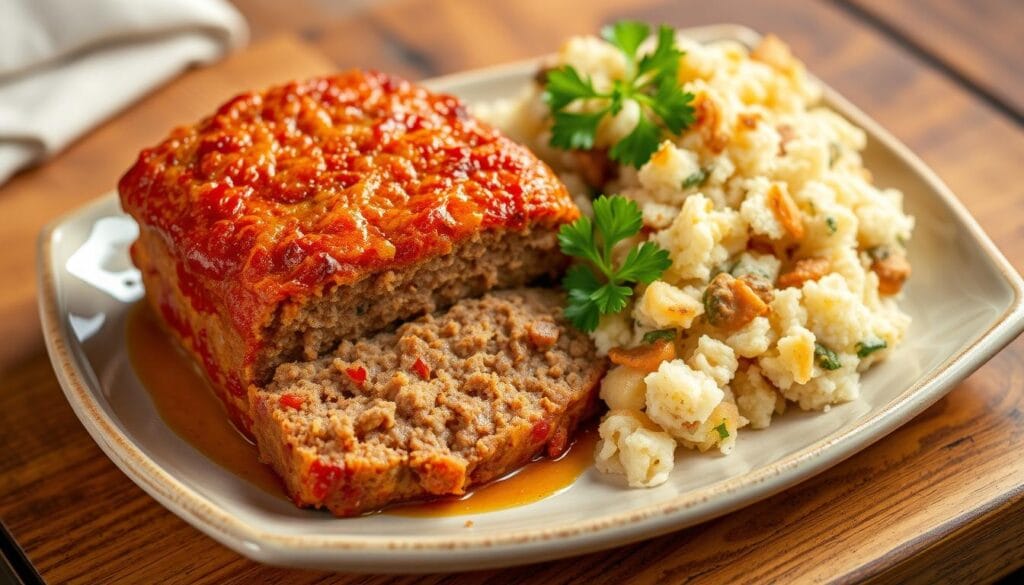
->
389;429;597;517
126;302;595;517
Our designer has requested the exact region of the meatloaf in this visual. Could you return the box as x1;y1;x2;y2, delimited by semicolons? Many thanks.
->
118;70;579;433
251;289;605;516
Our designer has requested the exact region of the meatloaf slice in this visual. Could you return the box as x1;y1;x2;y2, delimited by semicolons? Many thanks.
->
119;70;579;433
251;289;605;516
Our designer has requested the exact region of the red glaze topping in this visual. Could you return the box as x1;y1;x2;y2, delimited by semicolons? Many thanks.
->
119;70;577;343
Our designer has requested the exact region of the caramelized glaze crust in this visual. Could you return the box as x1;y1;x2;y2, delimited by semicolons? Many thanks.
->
119;70;578;431
120;70;575;336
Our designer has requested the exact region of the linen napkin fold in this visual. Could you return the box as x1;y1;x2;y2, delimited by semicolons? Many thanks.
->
0;0;248;185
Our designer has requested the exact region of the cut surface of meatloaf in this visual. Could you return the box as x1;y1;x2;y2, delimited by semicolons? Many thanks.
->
251;289;605;516
118;70;579;433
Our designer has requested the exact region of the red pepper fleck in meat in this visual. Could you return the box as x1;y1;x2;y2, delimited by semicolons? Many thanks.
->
279;393;304;410
345;365;368;386
308;460;346;501
412;357;431;380
530;419;551;443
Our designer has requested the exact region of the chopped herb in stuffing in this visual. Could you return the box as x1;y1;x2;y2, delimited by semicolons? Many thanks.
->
826;216;837;234
828;142;841;167
814;342;842;370
682;167;710;189
856;338;887;358
642;328;677;344
867;245;890;261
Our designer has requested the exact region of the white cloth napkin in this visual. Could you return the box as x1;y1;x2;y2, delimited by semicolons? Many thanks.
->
0;0;248;185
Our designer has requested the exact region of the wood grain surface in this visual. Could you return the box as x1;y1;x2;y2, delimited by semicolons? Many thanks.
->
844;0;1024;120
1;0;1022;583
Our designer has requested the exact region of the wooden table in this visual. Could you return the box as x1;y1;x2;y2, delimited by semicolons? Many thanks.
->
1;0;1022;582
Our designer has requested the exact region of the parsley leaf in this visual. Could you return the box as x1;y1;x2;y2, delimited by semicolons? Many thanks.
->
592;195;643;258
544;67;601;110
616;242;672;283
558;195;672;331
610;115;662;169
814;342;842;371
637;25;682;81
591;282;634;314
563;266;602;333
714;422;730;439
826;216;837;234
642;328;676;344
557;215;602;267
601;21;649;61
549;109;609;151
648;78;695;133
543;20;695;168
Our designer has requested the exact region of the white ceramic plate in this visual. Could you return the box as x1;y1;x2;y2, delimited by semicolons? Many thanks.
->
39;25;1024;573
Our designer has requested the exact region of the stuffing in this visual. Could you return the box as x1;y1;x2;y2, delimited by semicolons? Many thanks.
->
726;315;775;358
592;312;634;356
634;281;704;330
638;142;703;205
478;30;912;488
769;287;808;335
732;364;783;429
656;194;746;282
644;359;724;437
782;359;860;410
676;401;746;454
687;335;739;388
801;273;872;349
730;252;782;281
760;326;816;388
600;365;649;411
595;410;677;487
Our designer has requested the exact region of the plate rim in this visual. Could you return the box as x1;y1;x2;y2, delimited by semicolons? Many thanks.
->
37;23;1024;570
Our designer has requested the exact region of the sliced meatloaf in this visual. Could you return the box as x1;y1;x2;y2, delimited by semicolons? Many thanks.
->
119;70;579;433
251;289;605;516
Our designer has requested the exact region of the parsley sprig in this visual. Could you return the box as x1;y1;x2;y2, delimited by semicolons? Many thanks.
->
558;195;672;331
543;21;695;168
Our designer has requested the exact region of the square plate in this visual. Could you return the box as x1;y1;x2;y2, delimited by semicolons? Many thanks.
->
38;25;1024;573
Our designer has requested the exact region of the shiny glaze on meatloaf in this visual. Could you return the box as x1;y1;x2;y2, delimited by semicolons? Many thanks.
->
119;70;578;433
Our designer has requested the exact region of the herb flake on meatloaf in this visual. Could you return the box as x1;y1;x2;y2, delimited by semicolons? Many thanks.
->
252;289;605;516
119;70;580;432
